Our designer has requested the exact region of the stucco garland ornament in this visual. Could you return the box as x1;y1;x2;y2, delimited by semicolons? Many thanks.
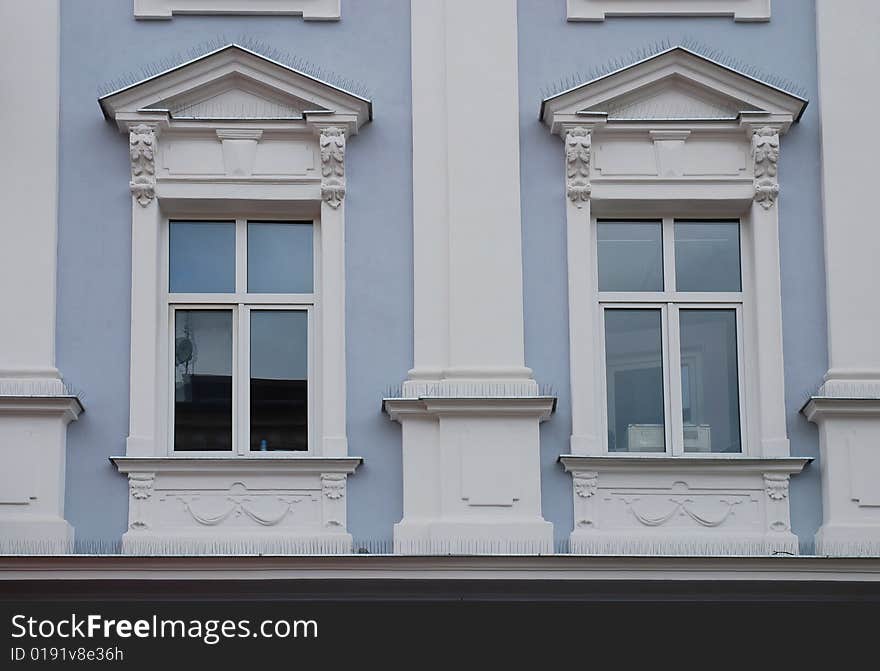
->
753;127;780;209
129;124;157;207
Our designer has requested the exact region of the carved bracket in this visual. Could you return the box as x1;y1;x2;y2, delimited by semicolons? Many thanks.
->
321;473;346;529
128;472;155;530
320;127;346;209
565;128;591;206
574;471;598;498
764;473;792;534
129;124;157;207
752;127;779;209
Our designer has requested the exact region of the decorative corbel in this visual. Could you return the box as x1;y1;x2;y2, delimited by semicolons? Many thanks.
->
129;124;157;207
320;127;347;209
128;472;155;530
764;473;791;535
752;126;780;209
565;127;592;206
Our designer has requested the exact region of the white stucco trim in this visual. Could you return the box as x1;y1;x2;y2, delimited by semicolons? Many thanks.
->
567;0;770;22
134;0;340;20
2;555;880;582
100;45;369;553
542;48;805;555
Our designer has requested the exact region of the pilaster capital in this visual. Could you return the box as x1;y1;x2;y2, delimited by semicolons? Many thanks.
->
318;126;347;209
128;123;158;207
564;127;592;206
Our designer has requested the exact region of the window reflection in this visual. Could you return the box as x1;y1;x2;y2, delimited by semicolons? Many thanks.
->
250;311;308;452
174;310;233;451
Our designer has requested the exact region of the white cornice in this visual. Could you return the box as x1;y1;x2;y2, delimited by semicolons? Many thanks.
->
111;456;363;475
134;0;340;21
560;455;811;476
567;0;771;22
383;397;556;421
541;47;805;133
2;555;880;582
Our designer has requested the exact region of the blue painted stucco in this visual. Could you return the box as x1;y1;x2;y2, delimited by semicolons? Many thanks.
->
517;0;827;548
57;0;412;546
58;0;826;551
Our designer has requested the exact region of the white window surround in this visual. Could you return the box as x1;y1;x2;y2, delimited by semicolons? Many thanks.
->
567;0;770;22
100;44;370;554
542;47;810;555
134;0;340;20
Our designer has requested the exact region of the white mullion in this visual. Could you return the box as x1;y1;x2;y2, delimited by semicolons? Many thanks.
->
235;218;247;301
666;304;684;456
662;217;675;293
734;304;748;455
598;305;610;453
236;304;248;457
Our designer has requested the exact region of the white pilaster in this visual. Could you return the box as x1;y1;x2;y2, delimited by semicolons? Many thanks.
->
0;0;81;552
808;0;880;556
390;0;554;553
745;125;789;458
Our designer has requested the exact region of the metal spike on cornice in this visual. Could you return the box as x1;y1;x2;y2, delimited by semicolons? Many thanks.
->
97;34;372;100
542;36;808;102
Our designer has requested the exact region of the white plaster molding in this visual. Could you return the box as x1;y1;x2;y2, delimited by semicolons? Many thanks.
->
399;0;554;554
134;0;340;20
567;0;770;22
319;127;346;209
102;46;369;550
752;126;779;209
561;456;808;555
129;124;157;207
113;458;360;554
565;127;591;205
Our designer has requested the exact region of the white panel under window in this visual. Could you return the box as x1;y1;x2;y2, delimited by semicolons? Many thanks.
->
567;0;770;22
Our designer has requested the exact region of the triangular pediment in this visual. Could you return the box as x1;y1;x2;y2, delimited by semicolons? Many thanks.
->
100;44;371;129
541;47;806;128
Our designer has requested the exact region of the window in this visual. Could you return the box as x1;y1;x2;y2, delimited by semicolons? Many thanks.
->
598;219;744;455
169;219;315;455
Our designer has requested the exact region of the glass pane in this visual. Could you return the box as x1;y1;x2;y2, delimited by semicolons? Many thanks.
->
169;222;236;293
248;222;314;294
679;309;742;453
174;310;233;451
597;221;663;292
250;311;308;452
604;309;665;452
674;221;741;292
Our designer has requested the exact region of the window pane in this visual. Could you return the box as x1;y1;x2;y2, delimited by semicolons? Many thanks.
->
604;309;665;452
679;309;742;453
674;221;741;292
169;222;236;293
248;222;313;293
174;310;233;451
250;310;308;452
598;221;663;292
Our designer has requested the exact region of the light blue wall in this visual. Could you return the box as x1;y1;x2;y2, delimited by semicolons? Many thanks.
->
57;0;412;545
517;0;827;548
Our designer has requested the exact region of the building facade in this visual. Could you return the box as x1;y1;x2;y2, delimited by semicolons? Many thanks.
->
1;0;879;572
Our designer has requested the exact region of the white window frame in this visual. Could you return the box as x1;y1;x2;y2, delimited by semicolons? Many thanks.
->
566;0;771;22
134;0;341;20
596;217;748;457
162;217;319;458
